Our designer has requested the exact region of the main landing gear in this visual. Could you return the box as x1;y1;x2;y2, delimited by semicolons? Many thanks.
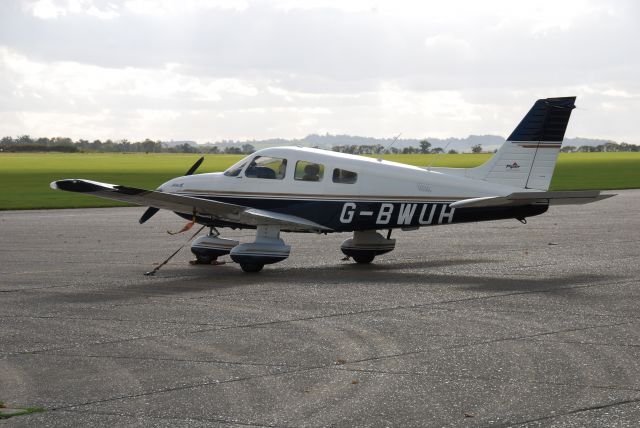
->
340;230;396;264
190;227;396;272
229;225;291;273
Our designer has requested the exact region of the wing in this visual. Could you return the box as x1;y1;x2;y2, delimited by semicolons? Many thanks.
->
50;179;331;232
449;190;614;209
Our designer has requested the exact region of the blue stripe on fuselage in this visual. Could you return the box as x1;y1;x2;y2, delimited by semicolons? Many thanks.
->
172;194;549;232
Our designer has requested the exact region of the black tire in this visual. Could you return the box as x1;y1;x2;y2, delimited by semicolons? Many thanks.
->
240;263;264;273
352;253;375;264
195;254;215;264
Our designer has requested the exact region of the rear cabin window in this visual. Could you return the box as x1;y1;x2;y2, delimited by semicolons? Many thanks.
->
332;168;357;184
245;156;287;180
294;161;324;182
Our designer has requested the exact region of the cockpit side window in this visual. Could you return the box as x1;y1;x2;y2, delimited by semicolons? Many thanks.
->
223;161;246;177
245;156;287;180
294;160;324;182
332;168;357;184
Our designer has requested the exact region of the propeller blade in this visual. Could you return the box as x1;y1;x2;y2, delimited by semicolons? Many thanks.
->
139;157;203;225
185;156;204;176
139;207;159;224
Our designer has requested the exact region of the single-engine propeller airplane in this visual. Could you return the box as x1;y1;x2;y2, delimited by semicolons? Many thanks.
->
52;97;613;272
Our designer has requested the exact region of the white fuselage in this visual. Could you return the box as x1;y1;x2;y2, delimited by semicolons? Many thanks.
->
160;147;525;201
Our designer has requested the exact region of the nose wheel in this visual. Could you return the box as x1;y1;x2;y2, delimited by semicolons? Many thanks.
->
239;263;264;273
351;253;375;264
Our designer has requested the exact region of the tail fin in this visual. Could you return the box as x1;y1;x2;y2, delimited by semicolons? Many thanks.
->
466;96;576;190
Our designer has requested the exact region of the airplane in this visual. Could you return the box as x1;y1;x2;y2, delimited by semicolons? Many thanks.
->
51;96;613;273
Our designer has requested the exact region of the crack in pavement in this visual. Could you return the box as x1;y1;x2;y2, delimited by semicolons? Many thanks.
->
55;408;292;428
0;314;229;327
328;320;638;367
333;366;640;394
28;352;292;369
49;364;327;414
523;338;640;348
505;396;640;427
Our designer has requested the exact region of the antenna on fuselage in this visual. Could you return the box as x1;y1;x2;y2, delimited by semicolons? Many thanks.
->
378;133;402;162
425;140;452;171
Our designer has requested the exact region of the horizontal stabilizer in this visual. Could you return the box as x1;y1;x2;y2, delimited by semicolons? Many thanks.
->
449;190;614;209
50;179;331;232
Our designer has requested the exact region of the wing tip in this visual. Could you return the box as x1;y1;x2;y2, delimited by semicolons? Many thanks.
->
48;179;108;193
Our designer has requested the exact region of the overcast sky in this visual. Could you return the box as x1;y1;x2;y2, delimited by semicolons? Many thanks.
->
1;0;638;143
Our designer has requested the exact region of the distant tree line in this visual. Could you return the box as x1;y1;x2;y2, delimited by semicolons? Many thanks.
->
1;135;638;154
331;139;459;155
0;135;257;154
560;142;640;152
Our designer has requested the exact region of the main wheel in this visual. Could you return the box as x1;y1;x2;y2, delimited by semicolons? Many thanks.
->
352;253;375;264
240;263;264;273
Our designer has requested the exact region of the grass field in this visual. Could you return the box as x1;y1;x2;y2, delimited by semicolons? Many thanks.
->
1;152;639;210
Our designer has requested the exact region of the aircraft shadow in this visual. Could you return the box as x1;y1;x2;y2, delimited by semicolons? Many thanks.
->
48;257;617;306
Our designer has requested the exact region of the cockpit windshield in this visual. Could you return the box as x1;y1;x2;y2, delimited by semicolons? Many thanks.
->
245;156;287;180
223;159;248;177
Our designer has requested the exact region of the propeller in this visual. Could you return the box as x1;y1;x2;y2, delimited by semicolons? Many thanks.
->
138;156;205;224
139;206;159;224
184;156;204;176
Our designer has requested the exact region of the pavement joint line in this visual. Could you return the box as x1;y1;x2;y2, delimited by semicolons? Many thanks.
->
50;364;328;414
522;338;640;348
2;285;293;300
322;320;638;369
34;352;294;369
332;366;640;394
192;278;632;334
424;320;639;351
1;269;73;275
8;331;466;369
505;395;640;427
0;314;228;327
55;407;291;427
4;278;631;357
153;287;292;301
105;287;295;303
0;285;80;293
423;304;640;321
2;331;199;358
112;277;637;312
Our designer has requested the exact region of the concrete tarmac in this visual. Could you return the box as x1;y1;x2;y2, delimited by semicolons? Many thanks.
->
1;190;639;427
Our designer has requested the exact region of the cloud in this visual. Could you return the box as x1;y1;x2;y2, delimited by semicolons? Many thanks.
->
23;0;120;20
1;0;639;143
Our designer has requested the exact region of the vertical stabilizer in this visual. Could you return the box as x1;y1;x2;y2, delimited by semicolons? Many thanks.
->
466;97;576;190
